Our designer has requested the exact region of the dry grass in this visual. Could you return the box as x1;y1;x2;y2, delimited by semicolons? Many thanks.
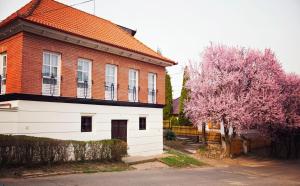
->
0;162;132;178
164;139;187;152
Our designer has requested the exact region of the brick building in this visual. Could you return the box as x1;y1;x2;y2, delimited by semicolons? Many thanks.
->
0;0;175;156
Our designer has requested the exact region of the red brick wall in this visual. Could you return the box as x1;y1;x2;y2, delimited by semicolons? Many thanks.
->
0;33;23;93
4;32;166;104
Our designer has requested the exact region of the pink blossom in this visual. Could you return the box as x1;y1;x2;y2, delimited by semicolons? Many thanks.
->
184;44;295;136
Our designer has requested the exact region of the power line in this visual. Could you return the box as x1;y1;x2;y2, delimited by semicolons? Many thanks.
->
30;0;94;16
0;0;94;22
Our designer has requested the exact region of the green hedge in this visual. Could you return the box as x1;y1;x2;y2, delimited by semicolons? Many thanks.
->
0;135;127;167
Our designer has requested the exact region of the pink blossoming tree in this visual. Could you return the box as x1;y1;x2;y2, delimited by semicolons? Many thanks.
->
184;44;296;156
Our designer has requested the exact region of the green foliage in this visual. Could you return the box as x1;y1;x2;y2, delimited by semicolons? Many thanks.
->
160;150;205;167
163;73;173;120
178;67;191;125
170;116;179;126
0;135;127;167
166;130;176;141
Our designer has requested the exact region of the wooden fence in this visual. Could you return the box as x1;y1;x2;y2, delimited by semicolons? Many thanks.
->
169;125;221;143
163;120;171;129
171;126;201;136
206;131;221;143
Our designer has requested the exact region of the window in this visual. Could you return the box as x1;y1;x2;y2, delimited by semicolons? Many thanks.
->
0;53;7;95
128;69;138;102
105;64;117;100
77;59;92;98
81;116;92;132
148;73;156;104
42;52;61;96
139;117;146;130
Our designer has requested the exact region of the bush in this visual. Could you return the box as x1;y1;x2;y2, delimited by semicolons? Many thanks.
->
0;135;127;167
170;116;179;126
166;130;176;141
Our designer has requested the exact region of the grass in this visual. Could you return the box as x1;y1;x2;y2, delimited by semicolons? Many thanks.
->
160;150;206;168
199;146;207;153
0;162;132;178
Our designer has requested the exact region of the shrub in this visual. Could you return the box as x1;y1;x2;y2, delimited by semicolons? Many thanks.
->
170;116;179;126
0;135;127;167
166;130;176;141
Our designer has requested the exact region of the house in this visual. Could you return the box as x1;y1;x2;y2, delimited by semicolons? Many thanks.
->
0;0;175;156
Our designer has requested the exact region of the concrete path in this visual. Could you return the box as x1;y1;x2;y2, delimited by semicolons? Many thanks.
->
1;158;300;186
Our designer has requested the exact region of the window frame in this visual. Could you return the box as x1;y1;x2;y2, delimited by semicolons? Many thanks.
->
139;117;146;130
81;116;92;132
128;69;138;102
148;73;157;104
77;58;91;84
42;52;59;79
105;64;117;100
0;53;7;95
42;51;61;96
1;54;7;83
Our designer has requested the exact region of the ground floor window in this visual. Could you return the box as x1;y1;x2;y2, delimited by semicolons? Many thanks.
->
139;117;146;130
81;116;92;132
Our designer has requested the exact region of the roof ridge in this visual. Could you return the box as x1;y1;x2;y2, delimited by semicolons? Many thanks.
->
17;0;41;18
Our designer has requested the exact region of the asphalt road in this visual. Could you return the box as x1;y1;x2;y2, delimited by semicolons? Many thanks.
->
1;162;300;186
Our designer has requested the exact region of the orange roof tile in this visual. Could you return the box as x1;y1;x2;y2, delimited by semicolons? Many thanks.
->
0;0;175;65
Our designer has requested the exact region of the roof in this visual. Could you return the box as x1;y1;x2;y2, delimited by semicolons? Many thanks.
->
172;97;180;115
0;0;175;65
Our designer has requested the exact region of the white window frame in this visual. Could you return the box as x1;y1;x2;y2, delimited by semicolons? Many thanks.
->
0;53;7;95
128;69;138;102
77;58;92;98
105;64;117;101
42;52;61;96
148;73;157;104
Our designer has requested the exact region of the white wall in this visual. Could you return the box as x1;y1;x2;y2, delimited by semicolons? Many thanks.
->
0;100;163;156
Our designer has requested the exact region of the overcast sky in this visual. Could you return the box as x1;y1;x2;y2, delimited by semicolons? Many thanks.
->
1;0;299;98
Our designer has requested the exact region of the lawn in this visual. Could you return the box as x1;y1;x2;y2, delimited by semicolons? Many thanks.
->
160;150;206;168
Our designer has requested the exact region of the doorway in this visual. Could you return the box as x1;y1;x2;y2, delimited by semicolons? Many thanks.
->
111;120;127;142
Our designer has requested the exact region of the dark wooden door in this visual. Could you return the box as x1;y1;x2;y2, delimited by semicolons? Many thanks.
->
111;120;127;142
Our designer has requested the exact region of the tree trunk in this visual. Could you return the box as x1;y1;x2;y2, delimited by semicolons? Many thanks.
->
222;125;231;157
202;122;207;145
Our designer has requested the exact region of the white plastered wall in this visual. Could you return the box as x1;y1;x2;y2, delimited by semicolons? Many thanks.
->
0;100;163;156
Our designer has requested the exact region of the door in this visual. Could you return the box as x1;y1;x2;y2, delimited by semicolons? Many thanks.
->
111;120;127;142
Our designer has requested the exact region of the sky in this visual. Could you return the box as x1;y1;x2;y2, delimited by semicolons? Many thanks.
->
1;0;299;98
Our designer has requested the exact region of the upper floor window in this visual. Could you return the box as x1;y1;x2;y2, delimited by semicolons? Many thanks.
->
148;73;156;104
77;59;92;98
105;64;117;101
0;53;7;95
128;69;138;102
42;52;61;96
